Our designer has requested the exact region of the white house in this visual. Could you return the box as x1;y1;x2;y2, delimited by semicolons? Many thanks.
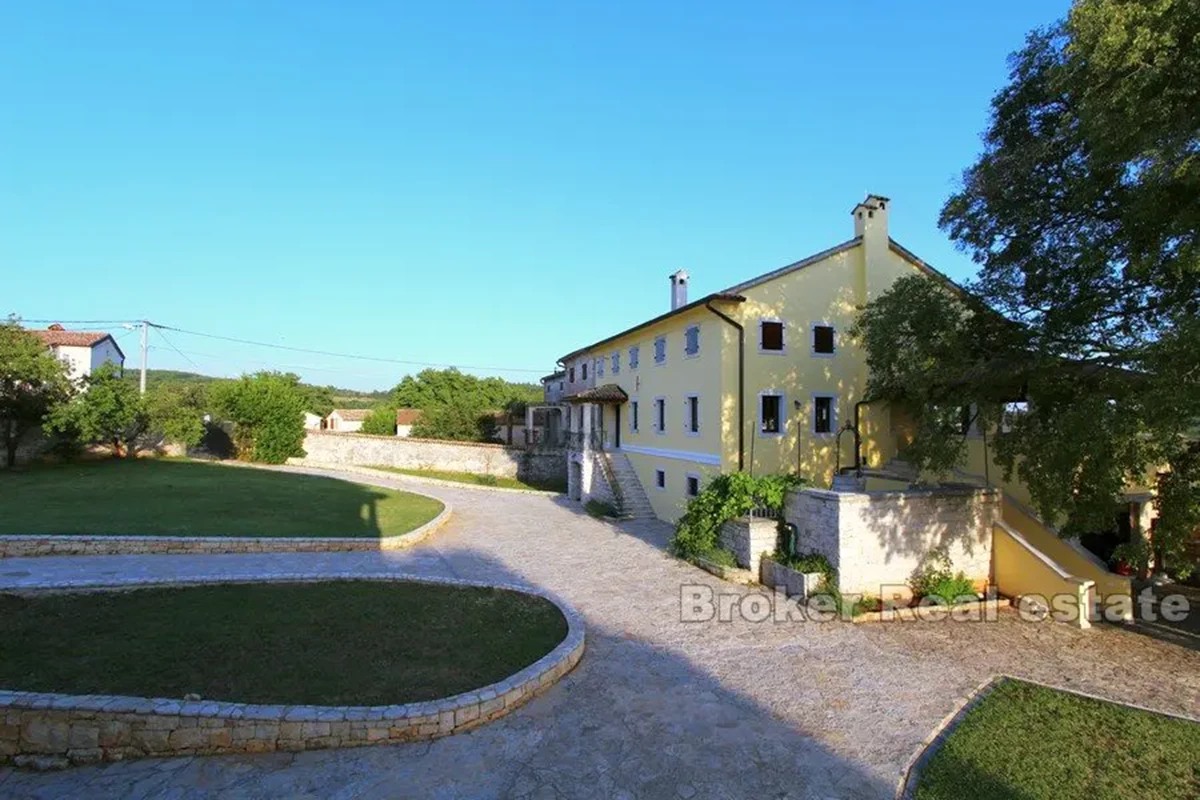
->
326;408;370;432
29;325;125;381
303;412;324;430
396;408;421;437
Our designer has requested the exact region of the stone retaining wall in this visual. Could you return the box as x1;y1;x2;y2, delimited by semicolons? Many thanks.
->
784;486;1000;597
301;431;566;485
0;499;451;559
718;516;779;577
0;575;585;768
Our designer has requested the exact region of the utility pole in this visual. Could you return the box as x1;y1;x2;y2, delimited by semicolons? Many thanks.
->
139;320;149;394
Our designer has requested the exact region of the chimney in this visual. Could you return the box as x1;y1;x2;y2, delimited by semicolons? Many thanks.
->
670;269;689;310
852;194;890;240
852;193;892;304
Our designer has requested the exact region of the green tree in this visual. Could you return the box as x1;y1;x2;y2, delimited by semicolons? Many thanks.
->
0;319;73;467
46;363;147;458
144;383;208;449
392;368;541;411
209;372;306;464
410;398;497;442
359;406;397;436
855;0;1200;575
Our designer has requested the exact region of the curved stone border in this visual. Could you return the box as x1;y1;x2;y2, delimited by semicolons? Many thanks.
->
0;490;451;559
895;675;1200;798
287;460;564;496
0;573;585;769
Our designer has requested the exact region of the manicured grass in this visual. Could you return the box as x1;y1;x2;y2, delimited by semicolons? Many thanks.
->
370;465;566;493
0;460;443;537
915;679;1200;800
0;581;568;705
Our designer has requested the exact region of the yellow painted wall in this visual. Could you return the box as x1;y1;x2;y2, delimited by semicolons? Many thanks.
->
569;304;734;522
992;523;1093;628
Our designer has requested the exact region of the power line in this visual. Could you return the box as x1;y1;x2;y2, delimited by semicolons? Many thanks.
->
145;345;398;382
151;322;546;374
150;326;202;371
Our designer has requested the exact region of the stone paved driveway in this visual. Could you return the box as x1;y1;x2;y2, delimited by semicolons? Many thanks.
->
1;466;1198;799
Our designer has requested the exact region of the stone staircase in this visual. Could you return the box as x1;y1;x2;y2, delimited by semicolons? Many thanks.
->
599;451;657;520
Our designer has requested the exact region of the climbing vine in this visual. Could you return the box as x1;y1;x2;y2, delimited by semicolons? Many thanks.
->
670;472;805;560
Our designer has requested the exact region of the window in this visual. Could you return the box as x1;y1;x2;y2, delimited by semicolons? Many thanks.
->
611;352;620;374
654;336;666;365
569;366;575;383
684;325;700;357
558;381;564;391
596;357;604;378
813;395;835;434
684;394;699;435
654;397;666;434
685;473;700;498
581;362;588;381
629;345;639;369
812;325;835;355
1002;401;1029;433
760;320;784;353
655;469;666;490
631;400;639;432
759;392;783;435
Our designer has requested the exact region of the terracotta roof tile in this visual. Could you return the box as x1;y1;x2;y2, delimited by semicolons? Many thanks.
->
29;329;113;348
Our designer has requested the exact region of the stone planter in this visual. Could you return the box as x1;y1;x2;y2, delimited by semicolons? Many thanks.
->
759;557;824;599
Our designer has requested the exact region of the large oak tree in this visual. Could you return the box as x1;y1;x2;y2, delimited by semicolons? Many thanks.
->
856;0;1199;576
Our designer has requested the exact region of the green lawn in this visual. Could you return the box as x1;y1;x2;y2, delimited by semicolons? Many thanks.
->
0;581;567;705
369;465;566;493
0;459;443;537
915;679;1200;800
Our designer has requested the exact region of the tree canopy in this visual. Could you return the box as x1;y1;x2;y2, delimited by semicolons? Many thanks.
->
209;372;307;464
0;319;72;467
855;0;1199;577
392;368;541;412
46;363;146;458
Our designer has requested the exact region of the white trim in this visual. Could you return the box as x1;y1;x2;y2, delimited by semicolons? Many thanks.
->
653;395;666;435
595;356;605;378
629;396;639;433
810;322;836;358
653;335;667;366
757;390;785;437
683;393;700;436
684;471;702;498
654;467;667;491
622;444;721;466
812;392;837;435
757;318;786;355
610;351;620;375
683;323;701;359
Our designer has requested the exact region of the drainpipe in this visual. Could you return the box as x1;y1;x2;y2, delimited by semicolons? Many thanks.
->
853;400;867;472
705;301;744;472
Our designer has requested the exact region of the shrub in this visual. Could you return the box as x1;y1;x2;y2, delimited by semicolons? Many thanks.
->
209;372;306;464
671;472;805;560
359;406;398;436
697;547;738;567
410;400;497;443
45;363;146;457
910;547;977;604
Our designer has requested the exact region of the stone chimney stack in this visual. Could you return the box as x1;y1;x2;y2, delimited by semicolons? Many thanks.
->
669;269;690;310
852;194;890;241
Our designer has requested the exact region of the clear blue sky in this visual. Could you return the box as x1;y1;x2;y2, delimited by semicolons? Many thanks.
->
1;1;1069;391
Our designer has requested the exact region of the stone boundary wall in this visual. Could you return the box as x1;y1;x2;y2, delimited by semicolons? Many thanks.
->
718;516;778;577
289;461;561;496
0;497;451;559
784;486;1000;597
0;574;585;769
301;431;566;485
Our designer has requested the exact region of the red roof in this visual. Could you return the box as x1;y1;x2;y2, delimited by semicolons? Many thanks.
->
396;408;422;425
29;329;113;348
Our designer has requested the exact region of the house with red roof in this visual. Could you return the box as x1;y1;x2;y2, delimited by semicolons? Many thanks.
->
28;324;125;381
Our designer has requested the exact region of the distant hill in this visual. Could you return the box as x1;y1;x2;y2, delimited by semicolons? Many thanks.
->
124;369;390;412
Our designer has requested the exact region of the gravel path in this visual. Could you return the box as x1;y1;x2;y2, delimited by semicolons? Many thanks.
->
1;465;1197;799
